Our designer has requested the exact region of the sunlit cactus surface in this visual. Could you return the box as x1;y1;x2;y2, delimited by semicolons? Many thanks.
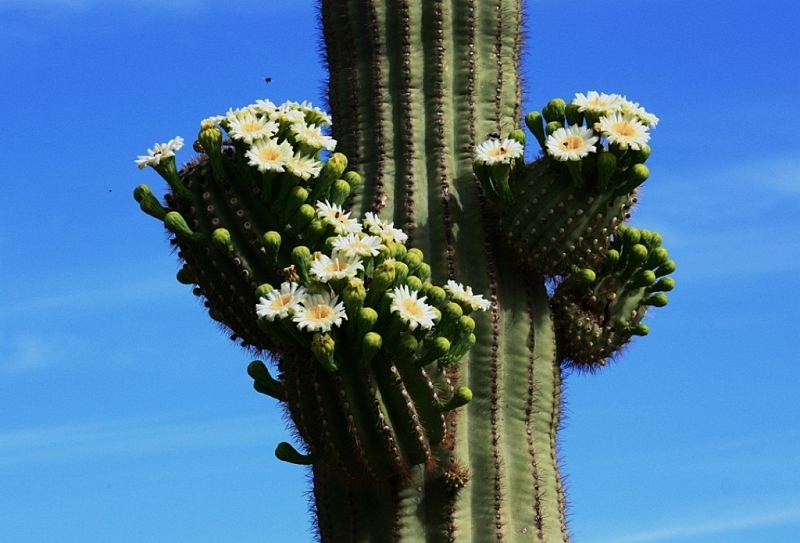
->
135;1;674;541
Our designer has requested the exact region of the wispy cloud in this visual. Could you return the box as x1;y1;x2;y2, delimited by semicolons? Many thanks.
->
587;505;800;543
0;413;285;465
0;269;182;321
640;155;800;280
0;332;78;374
0;0;312;14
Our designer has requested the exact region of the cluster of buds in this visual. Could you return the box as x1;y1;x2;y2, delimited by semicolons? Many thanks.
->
552;223;676;368
254;204;490;377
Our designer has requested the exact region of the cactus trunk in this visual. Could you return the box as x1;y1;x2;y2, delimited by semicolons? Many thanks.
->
316;1;568;541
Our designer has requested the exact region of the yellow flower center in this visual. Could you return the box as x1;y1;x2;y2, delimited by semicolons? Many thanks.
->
402;299;425;318
612;122;636;137
270;294;294;310
561;135;585;151
326;260;349;273
259;147;281;162
242;121;263;134
308;305;334;321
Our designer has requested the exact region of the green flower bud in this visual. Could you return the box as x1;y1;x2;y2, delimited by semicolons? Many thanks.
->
542;98;566;124
275;442;314;465
424;285;447;306
133;184;168;220
415;262;431;282
571;266;596;284
416;337;450;367
262;231;281;266
366;261;396;307
508;128;526;146
628;323;650;336
199;123;226;183
622;226;641;247
628;144;651;165
308;152;348;202
436;302;463;338
311;333;337;372
615;163;650;196
247;360;285;401
441;333;476;367
360;332;383;367
288;203;315;233
545;121;563;136
404;248;424;274
343;170;362;192
605;249;621;267
646;246;670;269
439;386;473;412
357;307;379;339
211;228;234;254
393;261;410;286
291;246;312;284
164;211;201;241
299;218;327;248
394;333;419;359
655;260;677;277
564;103;584;126
638;229;654;248
626;243;649;268
489;162;514;204
405;275;423;292
652;277;675;292
278;186;310;225
343;278;367;320
473;159;497;203
644;293;668;307
596;151;618;193
328;179;351;206
525;110;547;149
255;283;274;301
630;269;656;288
176;265;194;285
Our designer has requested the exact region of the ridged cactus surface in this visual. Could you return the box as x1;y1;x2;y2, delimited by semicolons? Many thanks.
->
135;1;675;541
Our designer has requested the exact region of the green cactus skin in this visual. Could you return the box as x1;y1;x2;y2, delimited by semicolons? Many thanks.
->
135;0;674;541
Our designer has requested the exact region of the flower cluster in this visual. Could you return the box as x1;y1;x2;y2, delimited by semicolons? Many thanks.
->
254;205;490;371
208;99;335;177
545;92;656;163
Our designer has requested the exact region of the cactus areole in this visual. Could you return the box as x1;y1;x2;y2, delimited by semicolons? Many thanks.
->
134;1;674;541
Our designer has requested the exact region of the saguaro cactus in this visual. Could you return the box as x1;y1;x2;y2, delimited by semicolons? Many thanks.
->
135;1;674;542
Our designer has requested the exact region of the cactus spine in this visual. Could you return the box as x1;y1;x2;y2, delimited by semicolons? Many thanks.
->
135;0;674;542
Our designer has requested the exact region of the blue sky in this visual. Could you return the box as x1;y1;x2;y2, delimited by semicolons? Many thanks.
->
1;1;798;542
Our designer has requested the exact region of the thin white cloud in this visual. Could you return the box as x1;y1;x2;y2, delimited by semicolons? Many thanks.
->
0;332;74;374
0;0;311;13
0;413;285;465
638;155;800;280
589;505;800;543
0;269;182;321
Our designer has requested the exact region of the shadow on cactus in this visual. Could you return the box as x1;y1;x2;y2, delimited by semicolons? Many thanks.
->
135;99;489;486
